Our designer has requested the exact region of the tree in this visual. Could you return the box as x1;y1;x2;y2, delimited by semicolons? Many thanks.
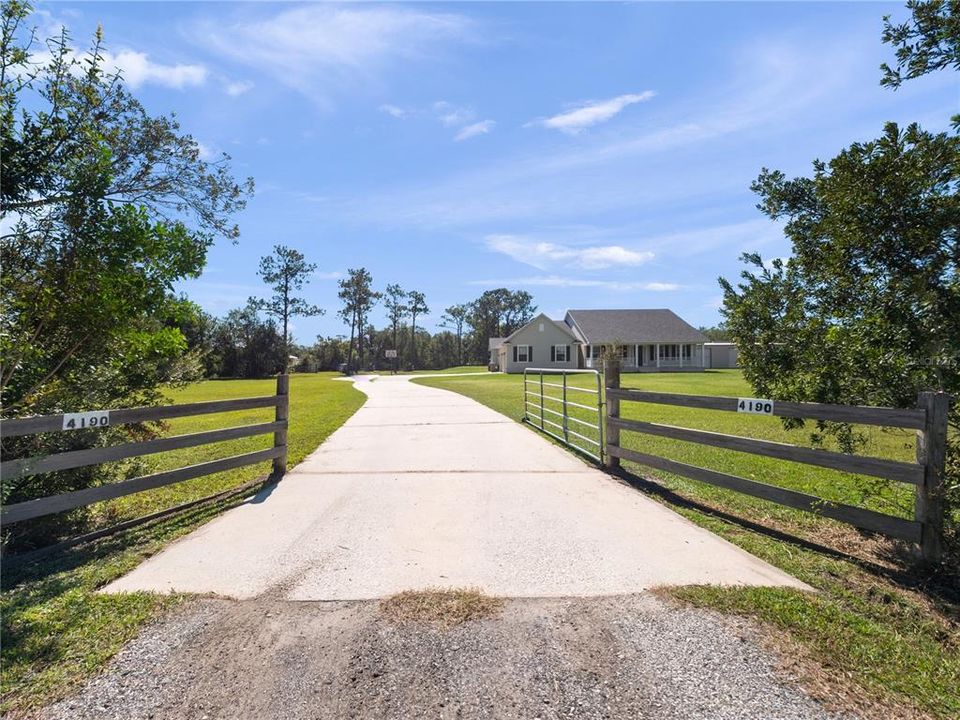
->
502;290;537;335
882;1;959;84
882;1;960;127
337;268;378;371
466;289;537;362
719;122;959;542
383;284;408;372
0;4;252;546
698;325;732;342
255;245;323;364
208;300;285;378
440;304;470;366
407;290;429;369
0;2;252;416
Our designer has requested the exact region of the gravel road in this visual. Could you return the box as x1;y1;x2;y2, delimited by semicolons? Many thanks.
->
41;593;848;720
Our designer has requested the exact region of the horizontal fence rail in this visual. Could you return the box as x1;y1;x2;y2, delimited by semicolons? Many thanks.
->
523;368;603;463
0;375;290;525
601;358;950;563
604;389;928;429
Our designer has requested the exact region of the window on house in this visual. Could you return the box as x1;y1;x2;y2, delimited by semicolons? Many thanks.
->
552;345;569;362
682;344;692;358
514;345;531;363
659;344;679;359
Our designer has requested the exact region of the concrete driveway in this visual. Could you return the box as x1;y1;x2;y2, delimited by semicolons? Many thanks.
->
105;375;805;599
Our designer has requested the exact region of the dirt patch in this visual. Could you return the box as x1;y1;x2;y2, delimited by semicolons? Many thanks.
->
40;593;847;720
379;587;503;628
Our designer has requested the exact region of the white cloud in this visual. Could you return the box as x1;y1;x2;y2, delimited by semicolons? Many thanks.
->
379;103;409;118
30;48;207;90
105;50;206;89
485;234;654;270
196;142;215;160
193;6;474;105
469;275;680;292
434;100;475;127
379;100;493;141
531;92;655;134
225;80;254;96
314;270;343;280
455;120;495;141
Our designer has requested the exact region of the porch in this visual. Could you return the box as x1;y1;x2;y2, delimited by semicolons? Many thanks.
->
582;343;705;371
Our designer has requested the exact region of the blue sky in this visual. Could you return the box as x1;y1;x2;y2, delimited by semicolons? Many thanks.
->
33;2;957;342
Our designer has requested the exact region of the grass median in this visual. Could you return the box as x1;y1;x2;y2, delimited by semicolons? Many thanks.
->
413;369;959;719
1;372;365;715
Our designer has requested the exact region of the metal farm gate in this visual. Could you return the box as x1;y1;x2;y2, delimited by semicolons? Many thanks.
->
522;368;603;462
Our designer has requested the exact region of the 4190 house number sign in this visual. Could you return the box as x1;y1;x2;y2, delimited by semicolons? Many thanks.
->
737;398;774;415
62;411;111;430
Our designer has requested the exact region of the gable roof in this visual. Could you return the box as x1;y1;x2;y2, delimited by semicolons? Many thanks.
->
502;312;580;344
565;309;706;344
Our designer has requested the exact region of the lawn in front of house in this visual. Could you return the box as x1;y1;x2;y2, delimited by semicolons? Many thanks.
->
1;372;365;715
413;369;959;719
368;364;490;375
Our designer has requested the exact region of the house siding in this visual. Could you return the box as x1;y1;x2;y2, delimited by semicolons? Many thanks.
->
500;316;579;374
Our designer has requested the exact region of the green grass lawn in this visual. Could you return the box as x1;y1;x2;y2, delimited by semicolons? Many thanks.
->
414;369;960;719
1;372;365;715
369;364;490;375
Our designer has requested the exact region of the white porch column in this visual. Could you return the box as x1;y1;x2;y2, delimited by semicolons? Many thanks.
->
656;343;660;368
679;344;683;369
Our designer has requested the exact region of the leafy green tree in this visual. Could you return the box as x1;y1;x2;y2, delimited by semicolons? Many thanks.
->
0;2;251;414
209;300;285;378
383;284;408;371
305;335;350;372
337;268;378;371
441;304;470;366
720;122;959;545
881;1;959;89
882;1;960;128
698;325;732;342
407;290;429;369
255;245;323;364
466;289;537;362
0;3;251;546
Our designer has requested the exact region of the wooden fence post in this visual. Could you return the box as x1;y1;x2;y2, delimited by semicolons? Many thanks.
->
273;374;290;479
604;355;620;471
915;391;950;564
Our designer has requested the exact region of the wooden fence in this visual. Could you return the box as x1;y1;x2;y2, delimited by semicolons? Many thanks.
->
0;375;289;525
602;358;950;563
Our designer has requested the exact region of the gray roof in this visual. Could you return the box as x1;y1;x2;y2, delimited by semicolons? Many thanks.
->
551;319;579;337
565;309;706;344
501;313;580;344
488;337;504;350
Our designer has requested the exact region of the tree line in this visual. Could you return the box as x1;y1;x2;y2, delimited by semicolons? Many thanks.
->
184;252;539;377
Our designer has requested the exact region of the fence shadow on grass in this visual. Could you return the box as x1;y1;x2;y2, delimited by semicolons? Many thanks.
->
1;477;270;592
612;465;960;611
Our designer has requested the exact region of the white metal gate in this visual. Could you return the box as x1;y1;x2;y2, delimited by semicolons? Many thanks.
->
522;368;603;462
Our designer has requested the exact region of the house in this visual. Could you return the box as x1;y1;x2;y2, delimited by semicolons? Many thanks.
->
491;313;581;373
489;308;707;373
